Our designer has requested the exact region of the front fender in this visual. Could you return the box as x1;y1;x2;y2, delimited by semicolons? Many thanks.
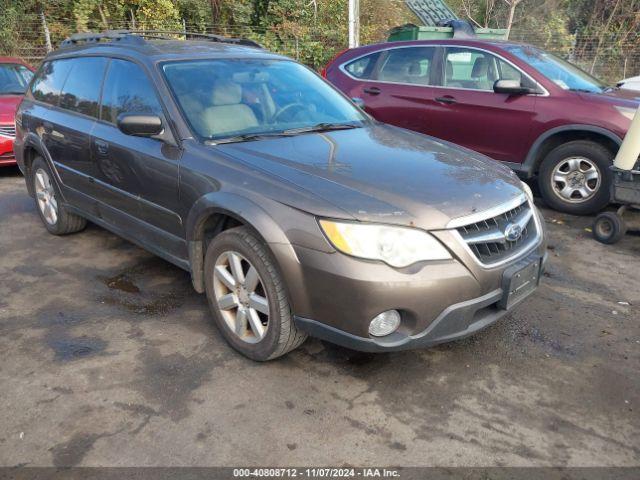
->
185;191;299;293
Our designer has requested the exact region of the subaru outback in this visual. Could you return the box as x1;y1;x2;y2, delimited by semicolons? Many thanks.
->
15;31;547;360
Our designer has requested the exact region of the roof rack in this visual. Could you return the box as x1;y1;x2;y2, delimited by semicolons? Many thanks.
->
60;30;263;49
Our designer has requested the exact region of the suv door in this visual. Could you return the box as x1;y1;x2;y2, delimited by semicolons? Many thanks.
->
348;46;442;134
29;57;107;207
92;58;183;256
427;47;539;162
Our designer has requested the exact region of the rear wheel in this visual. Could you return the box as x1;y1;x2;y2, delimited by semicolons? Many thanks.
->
593;212;626;244
538;140;612;215
31;157;86;235
204;226;307;361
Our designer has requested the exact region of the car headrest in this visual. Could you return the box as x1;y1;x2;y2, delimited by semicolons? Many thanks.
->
471;57;488;77
211;81;242;106
407;61;421;76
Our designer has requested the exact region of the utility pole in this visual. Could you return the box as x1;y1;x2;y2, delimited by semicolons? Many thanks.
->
348;0;359;48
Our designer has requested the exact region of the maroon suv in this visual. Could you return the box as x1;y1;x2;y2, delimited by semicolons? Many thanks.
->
324;39;639;214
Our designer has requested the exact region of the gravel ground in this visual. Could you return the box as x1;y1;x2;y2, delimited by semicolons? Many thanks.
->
0;165;639;467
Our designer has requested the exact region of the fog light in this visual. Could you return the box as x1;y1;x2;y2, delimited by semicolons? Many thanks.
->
369;310;401;337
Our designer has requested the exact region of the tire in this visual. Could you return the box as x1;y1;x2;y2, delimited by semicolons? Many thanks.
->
31;157;87;235
593;212;626;244
538;140;612;215
203;226;307;361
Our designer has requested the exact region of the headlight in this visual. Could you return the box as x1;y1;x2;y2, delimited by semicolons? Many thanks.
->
614;105;638;121
319;219;451;268
521;181;534;201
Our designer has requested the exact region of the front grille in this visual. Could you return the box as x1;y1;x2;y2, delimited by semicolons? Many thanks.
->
0;125;16;138
456;198;538;265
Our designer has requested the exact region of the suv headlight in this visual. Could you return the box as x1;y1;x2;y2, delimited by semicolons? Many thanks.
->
319;219;451;268
521;181;534;201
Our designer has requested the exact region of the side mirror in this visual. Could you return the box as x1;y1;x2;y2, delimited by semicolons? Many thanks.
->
117;113;163;137
493;79;532;95
351;97;366;109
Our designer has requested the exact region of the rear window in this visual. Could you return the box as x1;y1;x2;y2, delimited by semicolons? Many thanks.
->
0;64;33;95
59;57;108;118
344;52;380;79
31;59;74;106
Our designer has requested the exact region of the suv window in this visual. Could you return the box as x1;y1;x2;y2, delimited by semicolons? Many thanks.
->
101;59;162;124
377;47;434;85
59;57;108;117
344;52;380;79
31;59;74;106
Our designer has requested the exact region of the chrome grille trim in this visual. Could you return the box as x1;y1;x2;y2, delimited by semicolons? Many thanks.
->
0;124;16;138
451;196;542;268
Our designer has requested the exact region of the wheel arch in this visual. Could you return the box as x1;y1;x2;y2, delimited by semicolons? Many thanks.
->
186;192;293;294
21;133;62;198
524;125;622;175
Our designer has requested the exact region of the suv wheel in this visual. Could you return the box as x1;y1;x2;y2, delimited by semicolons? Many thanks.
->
204;226;307;360
538;140;612;215
31;156;87;235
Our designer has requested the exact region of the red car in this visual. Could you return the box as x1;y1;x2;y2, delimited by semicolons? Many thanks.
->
0;57;34;166
324;39;640;214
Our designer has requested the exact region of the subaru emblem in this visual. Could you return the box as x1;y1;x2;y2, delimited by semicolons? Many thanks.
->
504;223;523;242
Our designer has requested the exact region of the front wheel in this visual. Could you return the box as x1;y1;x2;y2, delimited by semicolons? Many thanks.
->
31;156;86;235
203;226;307;361
538;140;612;215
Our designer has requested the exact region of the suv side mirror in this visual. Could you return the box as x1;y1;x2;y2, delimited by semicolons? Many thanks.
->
493;79;532;95
117;113;164;137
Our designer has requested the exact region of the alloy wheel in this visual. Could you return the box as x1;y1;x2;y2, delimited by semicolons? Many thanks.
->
212;250;269;343
34;168;58;225
550;156;601;204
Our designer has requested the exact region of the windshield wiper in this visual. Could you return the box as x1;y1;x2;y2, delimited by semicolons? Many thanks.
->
207;131;290;145
282;122;361;135
568;88;599;93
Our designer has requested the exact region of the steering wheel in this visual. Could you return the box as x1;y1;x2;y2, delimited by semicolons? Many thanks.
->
272;102;307;123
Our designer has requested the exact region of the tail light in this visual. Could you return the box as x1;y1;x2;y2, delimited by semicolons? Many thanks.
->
321;48;349;78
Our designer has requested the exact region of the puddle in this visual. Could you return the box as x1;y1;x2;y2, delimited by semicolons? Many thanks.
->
103;274;140;294
46;335;108;362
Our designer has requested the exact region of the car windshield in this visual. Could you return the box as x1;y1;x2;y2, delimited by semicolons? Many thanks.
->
0;63;33;95
505;45;607;93
162;59;368;141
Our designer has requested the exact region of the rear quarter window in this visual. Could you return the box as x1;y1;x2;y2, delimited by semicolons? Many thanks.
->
31;59;74;106
343;52;380;79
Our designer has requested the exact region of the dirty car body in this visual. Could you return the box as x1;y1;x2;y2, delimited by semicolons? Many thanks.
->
14;33;546;359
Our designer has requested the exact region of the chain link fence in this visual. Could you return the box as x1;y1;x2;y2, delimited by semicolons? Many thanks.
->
4;14;640;84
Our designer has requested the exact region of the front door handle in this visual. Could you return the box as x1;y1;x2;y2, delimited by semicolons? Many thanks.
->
94;139;109;155
435;96;457;105
363;87;381;95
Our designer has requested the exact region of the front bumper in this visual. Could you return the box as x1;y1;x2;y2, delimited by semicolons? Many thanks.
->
293;252;546;352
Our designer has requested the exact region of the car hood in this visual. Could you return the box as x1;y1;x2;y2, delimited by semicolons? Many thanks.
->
217;124;524;230
0;95;22;124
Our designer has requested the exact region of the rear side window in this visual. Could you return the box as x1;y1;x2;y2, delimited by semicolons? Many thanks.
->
100;59;162;124
344;52;380;79
59;57;108;118
31;59;74;106
377;47;435;85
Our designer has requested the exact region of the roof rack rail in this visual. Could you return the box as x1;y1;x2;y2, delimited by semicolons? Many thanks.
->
60;30;263;49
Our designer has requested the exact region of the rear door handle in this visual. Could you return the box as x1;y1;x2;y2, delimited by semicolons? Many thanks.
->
94;139;109;155
363;87;381;95
435;96;457;105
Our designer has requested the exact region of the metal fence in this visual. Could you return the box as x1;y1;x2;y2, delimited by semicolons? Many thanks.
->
4;14;639;84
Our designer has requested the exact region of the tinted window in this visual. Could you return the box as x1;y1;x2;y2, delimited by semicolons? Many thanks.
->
344;52;380;79
59;57;108;117
0;64;33;95
443;48;499;90
377;47;434;85
31;59;73;105
101;59;162;124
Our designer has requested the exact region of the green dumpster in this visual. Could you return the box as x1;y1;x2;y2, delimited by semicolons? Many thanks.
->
388;24;507;42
